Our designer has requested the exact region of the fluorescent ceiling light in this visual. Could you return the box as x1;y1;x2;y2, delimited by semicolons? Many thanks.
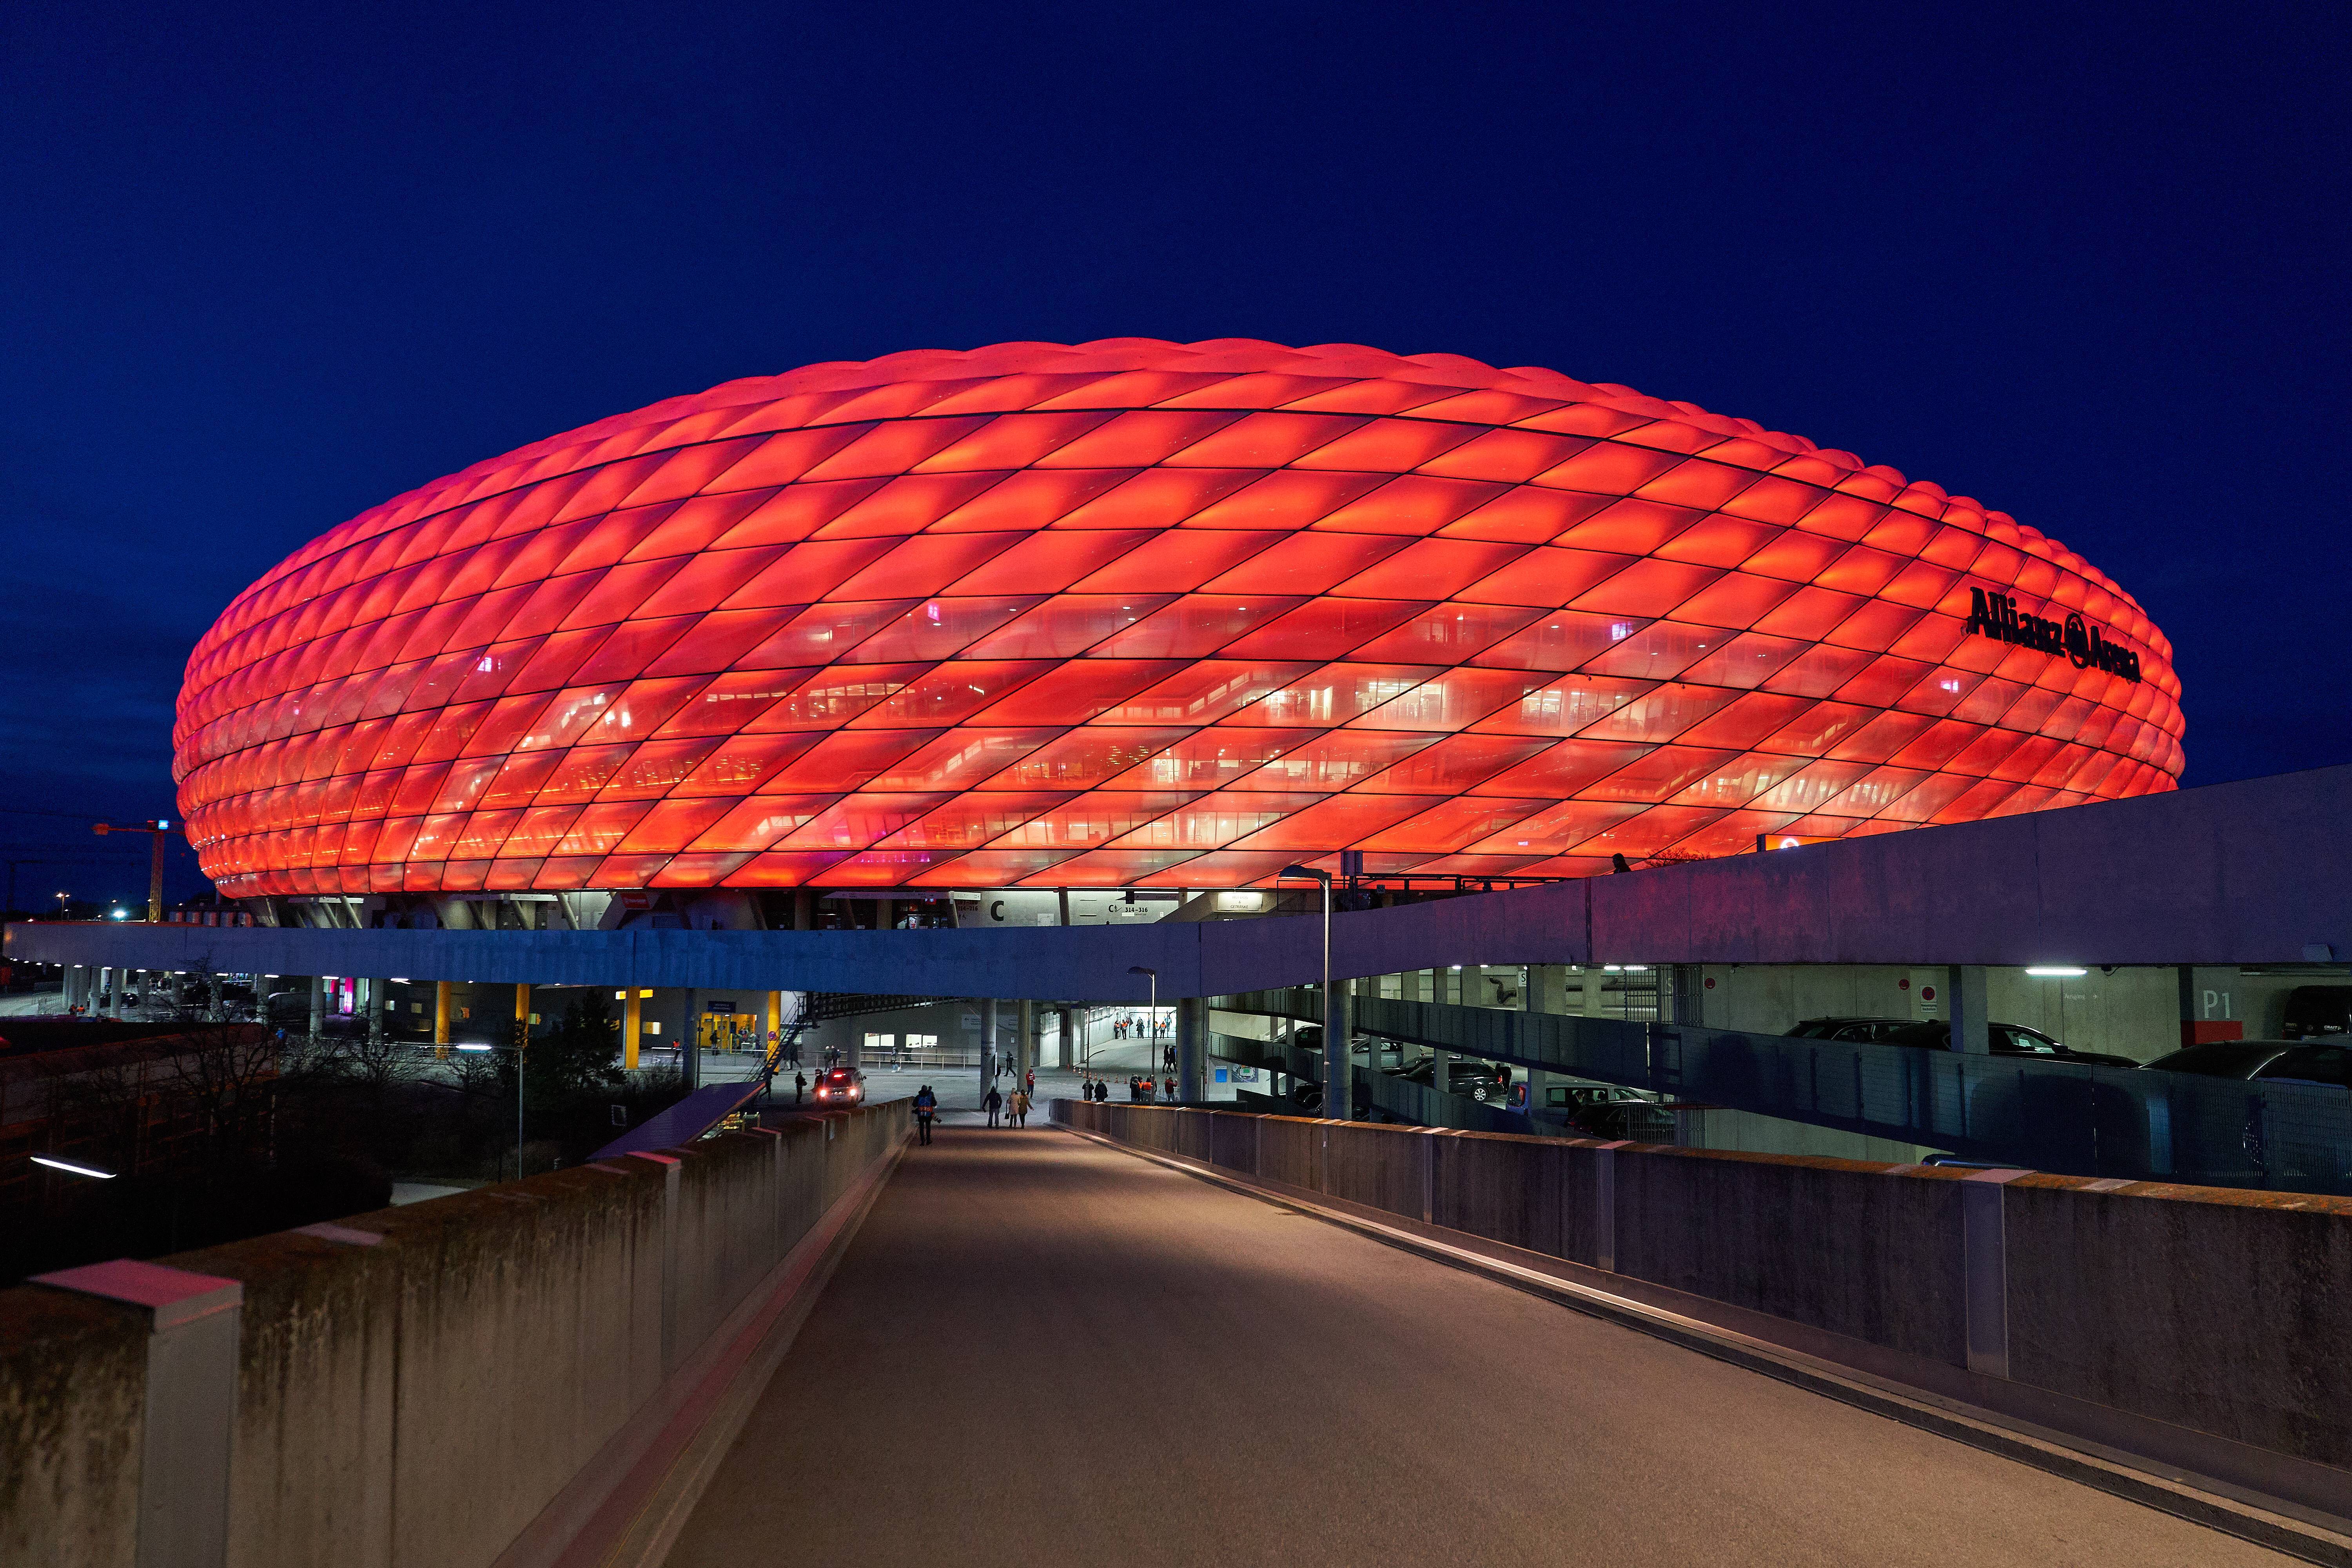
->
2025;965;2087;978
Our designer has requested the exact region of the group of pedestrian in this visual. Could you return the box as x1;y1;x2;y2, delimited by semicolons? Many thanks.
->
1121;1074;1172;1102
1108;1014;1170;1041
913;1083;938;1143
982;1082;1032;1128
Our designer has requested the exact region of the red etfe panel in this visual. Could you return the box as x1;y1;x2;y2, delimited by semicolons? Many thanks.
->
174;339;2183;893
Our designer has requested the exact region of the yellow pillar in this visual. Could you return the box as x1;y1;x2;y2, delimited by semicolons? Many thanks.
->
434;980;453;1056
766;991;783;1067
624;990;643;1070
514;983;531;1043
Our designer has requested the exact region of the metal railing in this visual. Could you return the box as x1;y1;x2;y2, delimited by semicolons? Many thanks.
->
1212;987;2352;1194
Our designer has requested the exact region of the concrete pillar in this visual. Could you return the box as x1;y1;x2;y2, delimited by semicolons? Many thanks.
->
365;979;384;1046
1325;986;1353;1120
1579;966;1607;1018
791;889;813;931
109;968;127;1020
29;1258;243;1568
624;990;643;1069
1057;1006;1075;1071
1947;965;1991;1054
981;998;998;1095
1016;1000;1034;1080
434;980;454;1052
308;974;325;1040
2176;965;2245;1049
1176;996;1205;1102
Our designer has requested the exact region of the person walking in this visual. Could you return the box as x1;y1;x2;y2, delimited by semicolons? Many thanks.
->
794;1070;807;1105
1024;1065;1035;1096
1009;1087;1030;1128
913;1083;937;1145
984;1082;1004;1128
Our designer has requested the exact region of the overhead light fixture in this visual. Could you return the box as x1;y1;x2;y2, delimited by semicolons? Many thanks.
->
33;1155;116;1180
2025;965;2087;978
456;1043;494;1053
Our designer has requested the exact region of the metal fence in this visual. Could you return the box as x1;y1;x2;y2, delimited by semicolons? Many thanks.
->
1213;987;2352;1194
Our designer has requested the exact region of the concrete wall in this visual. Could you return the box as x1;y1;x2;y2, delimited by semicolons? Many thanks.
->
1671;1107;1934;1164
801;999;973;1064
0;1290;145;1568
1587;763;2352;969
0;1101;907;1568
1055;1099;2352;1509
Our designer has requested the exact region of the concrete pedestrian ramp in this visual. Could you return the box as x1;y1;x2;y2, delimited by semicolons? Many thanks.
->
657;1122;2323;1568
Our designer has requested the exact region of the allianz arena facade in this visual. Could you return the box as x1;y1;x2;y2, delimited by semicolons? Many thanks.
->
173;339;2184;901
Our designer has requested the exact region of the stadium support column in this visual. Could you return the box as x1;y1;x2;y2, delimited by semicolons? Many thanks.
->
309;975;325;1040
1057;1005;1075;1071
365;979;384;1047
1016;1000;1034;1081
980;998;998;1096
624;990;643;1069
1176;997;1205;1103
1948;965;1990;1054
766;991;783;1072
1325;985;1352;1120
434;982;453;1053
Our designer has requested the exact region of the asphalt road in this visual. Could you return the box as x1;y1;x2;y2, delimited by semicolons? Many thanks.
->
662;1125;2289;1567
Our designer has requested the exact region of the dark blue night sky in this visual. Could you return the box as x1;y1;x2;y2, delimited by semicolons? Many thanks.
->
4;1;2344;907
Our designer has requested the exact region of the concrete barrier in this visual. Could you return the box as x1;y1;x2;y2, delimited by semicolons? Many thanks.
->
1052;1098;2352;1521
0;1100;907;1568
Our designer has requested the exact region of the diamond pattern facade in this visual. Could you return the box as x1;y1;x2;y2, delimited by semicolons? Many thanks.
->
173;339;2185;897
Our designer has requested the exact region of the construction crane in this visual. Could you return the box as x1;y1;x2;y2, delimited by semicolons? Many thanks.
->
91;818;177;922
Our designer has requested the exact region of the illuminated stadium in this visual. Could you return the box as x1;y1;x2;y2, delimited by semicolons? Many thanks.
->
171;339;2183;906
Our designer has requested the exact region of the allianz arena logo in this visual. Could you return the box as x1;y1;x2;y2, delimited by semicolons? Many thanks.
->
1964;586;2143;683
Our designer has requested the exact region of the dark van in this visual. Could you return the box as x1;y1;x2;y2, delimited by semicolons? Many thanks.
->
2282;986;2352;1040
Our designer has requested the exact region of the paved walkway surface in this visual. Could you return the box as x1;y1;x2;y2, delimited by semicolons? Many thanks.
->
661;1126;2286;1567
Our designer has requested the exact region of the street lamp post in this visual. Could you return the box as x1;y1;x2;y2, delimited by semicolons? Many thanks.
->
1127;965;1156;1089
1278;866;1342;1120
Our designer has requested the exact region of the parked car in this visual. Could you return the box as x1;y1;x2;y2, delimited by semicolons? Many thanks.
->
1388;1054;1513;1102
1545;1083;1670;1138
1786;1017;1914;1042
2145;1040;2352;1088
1884;1019;2140;1067
2282;986;2352;1040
